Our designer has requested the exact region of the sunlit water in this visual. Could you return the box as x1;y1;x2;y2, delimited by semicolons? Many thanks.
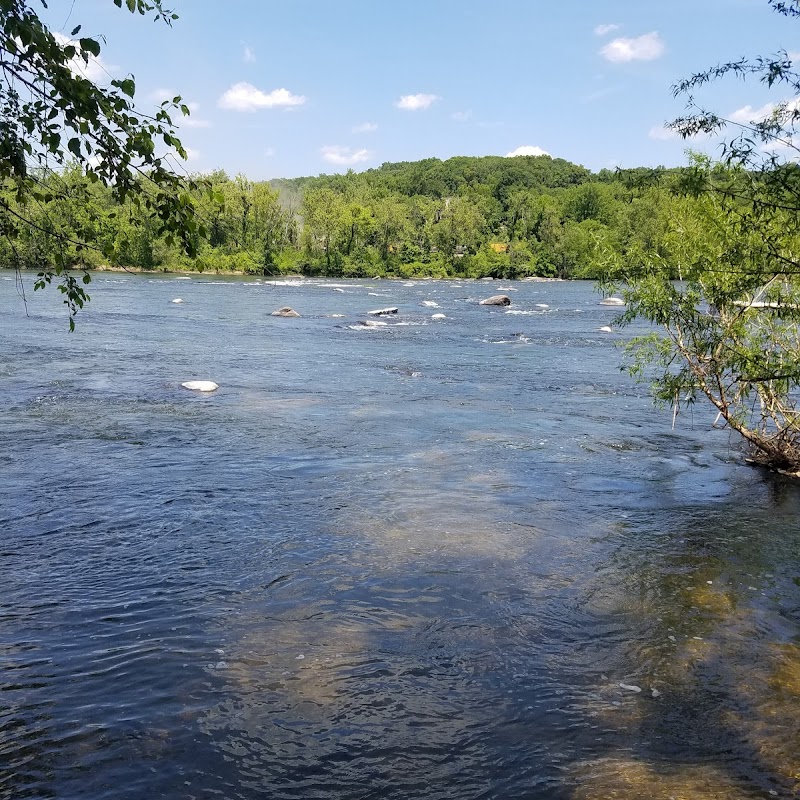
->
1;271;798;800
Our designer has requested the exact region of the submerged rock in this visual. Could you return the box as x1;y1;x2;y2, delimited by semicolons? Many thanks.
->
357;319;388;327
599;325;613;333
480;295;512;306
600;297;625;306
367;307;398;316
171;298;184;304
182;380;219;392
271;307;301;317
431;313;446;320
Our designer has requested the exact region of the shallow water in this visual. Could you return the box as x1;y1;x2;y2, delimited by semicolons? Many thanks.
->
1;272;798;799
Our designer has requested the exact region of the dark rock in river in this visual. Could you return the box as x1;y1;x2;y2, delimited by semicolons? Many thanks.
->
479;295;511;306
271;307;301;317
367;307;399;316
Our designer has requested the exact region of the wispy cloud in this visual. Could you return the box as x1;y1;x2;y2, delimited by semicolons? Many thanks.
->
648;124;676;141
182;117;211;129
396;93;439;111
149;87;177;103
451;110;472;122
729;101;779;124
321;145;373;166
600;32;665;63
150;93;210;127
352;122;378;133
218;83;306;111
242;44;256;63
582;85;619;103
54;32;117;83
594;23;619;36
506;145;550;158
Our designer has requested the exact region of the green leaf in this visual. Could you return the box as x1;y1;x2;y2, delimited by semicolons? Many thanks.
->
79;38;101;58
118;78;135;97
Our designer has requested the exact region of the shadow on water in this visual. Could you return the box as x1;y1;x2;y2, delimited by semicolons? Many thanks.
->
568;475;800;799
180;456;800;799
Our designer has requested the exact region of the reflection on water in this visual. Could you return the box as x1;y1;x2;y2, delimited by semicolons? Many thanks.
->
0;274;798;799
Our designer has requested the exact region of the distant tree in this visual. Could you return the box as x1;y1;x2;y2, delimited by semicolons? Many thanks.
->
0;0;209;327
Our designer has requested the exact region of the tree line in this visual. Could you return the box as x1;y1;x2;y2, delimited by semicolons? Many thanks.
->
1;154;694;281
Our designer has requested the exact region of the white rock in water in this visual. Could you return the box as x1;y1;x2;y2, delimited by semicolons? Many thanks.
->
619;683;642;693
599;326;613;333
535;303;549;309
431;313;446;320
422;300;440;308
651;688;662;698
600;297;625;306
367;307;398;316
181;381;219;392
171;298;184;304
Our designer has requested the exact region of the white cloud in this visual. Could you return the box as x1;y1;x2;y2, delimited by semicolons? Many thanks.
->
452;110;472;122
243;44;256;63
321;145;372;166
54;32;117;83
505;145;550;158
594;23;619;36
352;122;378;133
218;83;306;111
182;117;211;129
600;32;665;63
184;147;201;162
396;93;439;111
729;102;778;124
149;87;176;103
648;124;676;141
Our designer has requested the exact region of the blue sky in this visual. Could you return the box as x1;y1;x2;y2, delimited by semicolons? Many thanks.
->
47;0;800;179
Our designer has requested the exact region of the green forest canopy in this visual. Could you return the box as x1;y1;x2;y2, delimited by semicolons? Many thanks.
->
1;153;690;280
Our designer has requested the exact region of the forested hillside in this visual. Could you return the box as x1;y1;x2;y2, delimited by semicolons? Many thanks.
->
1;154;687;279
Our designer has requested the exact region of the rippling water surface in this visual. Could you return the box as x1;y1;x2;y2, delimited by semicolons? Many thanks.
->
1;272;798;799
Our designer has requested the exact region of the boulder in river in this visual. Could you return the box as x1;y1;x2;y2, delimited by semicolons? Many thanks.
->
431;313;446;320
271;307;301;317
171;298;184;304
479;295;511;306
599;297;625;306
367;307;398;316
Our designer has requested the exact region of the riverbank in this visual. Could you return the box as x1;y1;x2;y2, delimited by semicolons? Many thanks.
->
53;264;567;282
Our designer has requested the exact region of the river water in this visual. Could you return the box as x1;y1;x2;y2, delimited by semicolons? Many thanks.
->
1;271;798;799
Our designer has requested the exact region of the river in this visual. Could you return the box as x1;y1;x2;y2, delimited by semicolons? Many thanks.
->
1;271;798;799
